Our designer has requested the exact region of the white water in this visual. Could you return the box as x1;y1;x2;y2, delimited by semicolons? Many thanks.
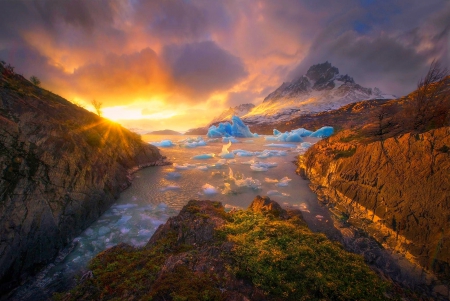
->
10;134;338;300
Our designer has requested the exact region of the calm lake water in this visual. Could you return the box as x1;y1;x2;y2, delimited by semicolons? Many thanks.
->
9;134;339;300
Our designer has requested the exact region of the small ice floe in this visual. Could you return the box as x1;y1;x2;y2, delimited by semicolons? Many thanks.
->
250;162;277;171
191;153;215;160
160;185;181;192
256;150;287;158
173;163;196;170
179;137;207;148
315;215;324;220
202;183;219;195
299;203;310;212
207;138;220;143
98;226;111;236
120;228;130;234
165;172;182;179
265;177;279;183
250;165;268;172
223;137;239;143
219;141;235;159
267;190;282;196
276;176;292;187
209;159;227;169
233;150;255;157
243;140;254;143
115;215;132;225
150;140;175;147
227;159;237;164
265;143;297;148
197;165;208;171
242;159;257;165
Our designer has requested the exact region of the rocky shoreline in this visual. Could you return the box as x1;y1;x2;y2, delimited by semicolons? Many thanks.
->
0;64;166;296
297;127;450;299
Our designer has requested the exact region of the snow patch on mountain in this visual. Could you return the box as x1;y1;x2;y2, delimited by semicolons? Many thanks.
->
242;62;396;124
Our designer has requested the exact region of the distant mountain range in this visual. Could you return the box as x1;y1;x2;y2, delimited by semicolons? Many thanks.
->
202;61;396;131
146;129;182;135
242;61;395;124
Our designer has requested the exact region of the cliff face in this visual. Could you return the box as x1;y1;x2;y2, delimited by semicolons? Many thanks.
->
298;127;450;279
0;64;165;292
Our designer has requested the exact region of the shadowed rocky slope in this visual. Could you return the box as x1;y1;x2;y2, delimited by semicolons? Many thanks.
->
0;63;166;293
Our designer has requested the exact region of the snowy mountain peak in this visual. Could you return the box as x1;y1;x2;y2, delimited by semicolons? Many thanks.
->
243;61;395;125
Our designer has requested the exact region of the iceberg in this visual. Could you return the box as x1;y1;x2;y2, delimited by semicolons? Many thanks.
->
219;141;235;158
202;183;219;195
276;176;292;187
160;185;181;192
222;137;239;143
191;153;215;159
265;128;313;142
165;172;182;179
310;126;334;138
250;165;268;172
207;115;255;138
265;143;296;148
150;140;175;147
179;137;207;148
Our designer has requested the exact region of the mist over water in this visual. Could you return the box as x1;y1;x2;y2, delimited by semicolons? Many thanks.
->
10;134;337;300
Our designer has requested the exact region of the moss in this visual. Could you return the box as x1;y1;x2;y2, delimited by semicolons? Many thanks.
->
219;210;390;300
333;148;356;159
63;203;391;301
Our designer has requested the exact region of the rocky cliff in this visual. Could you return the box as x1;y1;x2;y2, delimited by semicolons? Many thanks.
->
62;197;390;300
0;63;166;293
299;126;450;280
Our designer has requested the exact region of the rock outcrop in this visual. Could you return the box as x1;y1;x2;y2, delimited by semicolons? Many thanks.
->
298;127;450;280
0;63;166;293
62;197;390;300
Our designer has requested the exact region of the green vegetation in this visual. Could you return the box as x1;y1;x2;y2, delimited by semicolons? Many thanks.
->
61;202;390;300
220;210;388;300
29;75;41;86
333;148;356;159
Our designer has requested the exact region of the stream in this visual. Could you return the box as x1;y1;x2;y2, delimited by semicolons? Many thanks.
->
8;134;341;300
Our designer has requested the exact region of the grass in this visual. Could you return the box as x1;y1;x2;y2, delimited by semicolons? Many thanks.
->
220;210;389;300
60;203;391;301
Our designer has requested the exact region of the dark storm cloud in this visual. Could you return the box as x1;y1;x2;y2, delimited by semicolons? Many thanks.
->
163;41;248;98
289;0;450;96
1;0;449;110
133;0;210;41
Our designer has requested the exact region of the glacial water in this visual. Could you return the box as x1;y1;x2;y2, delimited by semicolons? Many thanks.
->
9;134;339;300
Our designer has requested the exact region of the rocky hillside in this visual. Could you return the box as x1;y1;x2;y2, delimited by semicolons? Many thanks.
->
61;197;391;300
210;103;255;124
0;62;166;294
298;73;450;282
242;61;394;125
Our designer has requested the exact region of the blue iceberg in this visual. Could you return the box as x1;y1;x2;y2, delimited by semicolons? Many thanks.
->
207;115;255;138
310;126;334;138
150;140;174;147
265;128;314;142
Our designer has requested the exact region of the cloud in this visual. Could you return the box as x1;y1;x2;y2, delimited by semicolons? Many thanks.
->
1;0;449;130
69;48;171;106
163;41;248;99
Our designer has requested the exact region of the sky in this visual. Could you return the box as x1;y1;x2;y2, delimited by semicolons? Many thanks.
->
0;0;449;132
